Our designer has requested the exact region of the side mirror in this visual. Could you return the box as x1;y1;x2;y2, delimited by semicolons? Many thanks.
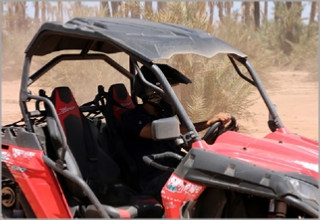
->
152;117;180;140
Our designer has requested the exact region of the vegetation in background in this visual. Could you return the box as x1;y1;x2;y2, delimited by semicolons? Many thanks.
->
35;53;130;104
1;1;318;122
2;29;29;81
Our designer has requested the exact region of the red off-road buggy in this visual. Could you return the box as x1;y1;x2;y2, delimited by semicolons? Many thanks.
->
1;17;318;218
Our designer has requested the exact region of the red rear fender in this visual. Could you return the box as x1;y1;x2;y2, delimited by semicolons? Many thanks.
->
1;145;72;218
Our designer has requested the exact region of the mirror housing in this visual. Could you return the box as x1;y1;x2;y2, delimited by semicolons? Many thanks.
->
268;104;278;132
152;117;180;140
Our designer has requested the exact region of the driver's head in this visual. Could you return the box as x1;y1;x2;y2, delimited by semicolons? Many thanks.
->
133;64;176;115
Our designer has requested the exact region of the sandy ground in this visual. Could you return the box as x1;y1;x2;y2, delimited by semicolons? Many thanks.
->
238;70;318;141
1;70;318;141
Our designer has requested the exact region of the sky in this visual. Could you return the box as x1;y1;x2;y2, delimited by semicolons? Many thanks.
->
22;1;315;24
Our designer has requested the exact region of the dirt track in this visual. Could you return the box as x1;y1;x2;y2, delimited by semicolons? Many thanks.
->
238;70;318;141
1;70;318;141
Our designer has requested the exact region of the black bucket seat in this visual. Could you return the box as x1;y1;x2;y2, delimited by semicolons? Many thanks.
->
46;86;163;218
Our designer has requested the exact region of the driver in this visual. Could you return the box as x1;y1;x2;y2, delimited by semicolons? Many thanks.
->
121;64;232;203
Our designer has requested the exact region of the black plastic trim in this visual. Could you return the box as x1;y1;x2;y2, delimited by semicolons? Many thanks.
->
18;187;37;218
2;163;15;180
283;195;318;218
175;148;318;200
1;127;42;150
15;128;42;150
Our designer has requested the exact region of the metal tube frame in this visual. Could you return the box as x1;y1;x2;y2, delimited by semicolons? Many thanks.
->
42;155;110;218
283;195;318;218
18;52;135;218
228;55;284;129
243;60;284;128
28;53;134;87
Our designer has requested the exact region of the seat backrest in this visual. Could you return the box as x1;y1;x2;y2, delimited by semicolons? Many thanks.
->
101;84;141;190
47;86;121;198
108;83;135;128
46;87;164;212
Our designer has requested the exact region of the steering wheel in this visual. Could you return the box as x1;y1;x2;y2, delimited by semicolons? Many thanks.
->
202;115;237;144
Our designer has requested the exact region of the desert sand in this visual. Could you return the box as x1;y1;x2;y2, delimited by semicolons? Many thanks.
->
238;70;318;141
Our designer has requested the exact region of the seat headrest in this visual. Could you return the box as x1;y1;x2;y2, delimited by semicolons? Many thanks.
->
50;86;82;129
108;84;135;124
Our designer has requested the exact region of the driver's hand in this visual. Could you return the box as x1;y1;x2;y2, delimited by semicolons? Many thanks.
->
207;112;231;127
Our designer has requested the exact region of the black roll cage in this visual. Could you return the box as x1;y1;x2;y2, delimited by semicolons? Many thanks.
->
20;49;284;137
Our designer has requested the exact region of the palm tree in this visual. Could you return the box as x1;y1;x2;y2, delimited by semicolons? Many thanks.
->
286;1;292;9
225;2;233;16
254;1;260;30
242;2;251;25
74;2;81;8
41;2;47;23
285;1;294;48
274;2;281;21
47;2;55;21
309;2;317;25
57;1;63;21
111;1;121;16
100;2;111;17
208;1;214;24
130;2;141;18
217;2;224;22
7;2;14;28
145;1;152;14
263;1;268;23
274;2;298;55
16;2;26;30
157;1;166;13
34;2;40;27
195;2;206;20
294;1;302;18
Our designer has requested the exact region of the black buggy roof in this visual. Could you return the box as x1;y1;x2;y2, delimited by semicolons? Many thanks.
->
25;17;247;62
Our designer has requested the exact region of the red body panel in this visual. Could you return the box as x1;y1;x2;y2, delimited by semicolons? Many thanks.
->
162;128;318;218
264;128;318;150
194;129;318;180
1;144;72;218
3;127;318;218
161;173;205;218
